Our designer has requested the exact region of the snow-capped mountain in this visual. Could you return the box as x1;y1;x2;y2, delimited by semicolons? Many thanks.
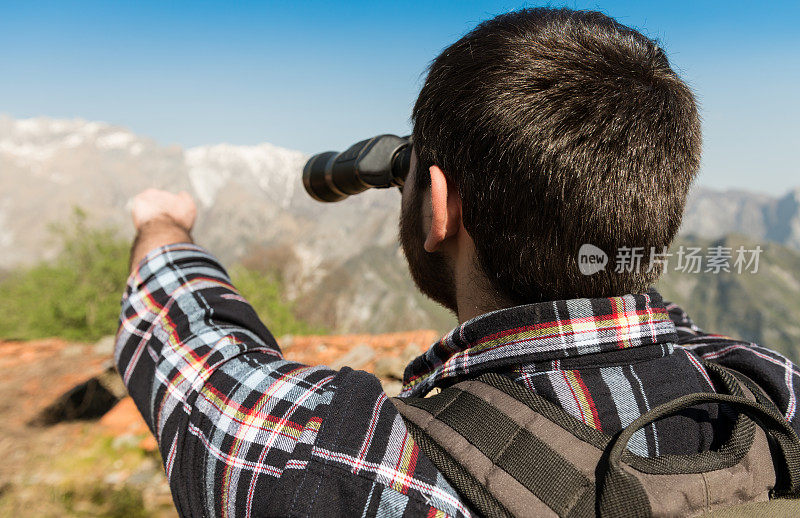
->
185;142;305;209
0;115;450;333
0;116;191;266
0;115;398;262
2;115;799;335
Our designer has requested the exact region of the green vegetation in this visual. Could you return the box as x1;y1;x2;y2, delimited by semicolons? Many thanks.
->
57;485;150;518
0;209;130;341
0;431;173;518
0;209;321;342
228;265;326;336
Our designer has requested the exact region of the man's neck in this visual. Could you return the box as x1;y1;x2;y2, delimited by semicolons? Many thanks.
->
454;269;513;323
447;229;515;323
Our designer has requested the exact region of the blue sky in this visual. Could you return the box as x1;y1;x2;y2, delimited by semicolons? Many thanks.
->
1;1;798;194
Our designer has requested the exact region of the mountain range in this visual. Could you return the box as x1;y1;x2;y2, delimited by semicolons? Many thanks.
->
2;115;798;353
0;116;453;333
682;187;800;250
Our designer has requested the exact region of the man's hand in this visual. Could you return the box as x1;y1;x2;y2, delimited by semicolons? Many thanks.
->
132;188;197;232
128;189;197;273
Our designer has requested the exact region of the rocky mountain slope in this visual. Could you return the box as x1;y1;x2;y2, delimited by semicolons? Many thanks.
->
0;115;454;334
682;187;800;250
657;235;800;361
1;115;797;340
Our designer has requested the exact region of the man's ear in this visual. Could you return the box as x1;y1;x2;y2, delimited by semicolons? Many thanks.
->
424;165;462;252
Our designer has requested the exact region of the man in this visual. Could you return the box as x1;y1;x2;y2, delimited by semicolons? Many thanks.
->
116;7;799;517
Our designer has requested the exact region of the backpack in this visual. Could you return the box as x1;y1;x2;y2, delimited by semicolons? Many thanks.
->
390;362;800;517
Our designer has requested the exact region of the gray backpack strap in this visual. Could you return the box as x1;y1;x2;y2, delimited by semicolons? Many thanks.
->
391;375;597;517
391;365;800;518
714;363;785;417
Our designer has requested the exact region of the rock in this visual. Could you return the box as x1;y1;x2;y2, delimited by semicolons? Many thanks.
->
103;471;129;486
111;434;140;450
330;343;374;370
373;357;405;380
380;380;403;396
93;335;116;356
127;458;158;485
97;366;128;399
99;397;151;438
401;343;424;363
139;435;158;452
61;344;84;357
279;334;294;351
29;375;121;426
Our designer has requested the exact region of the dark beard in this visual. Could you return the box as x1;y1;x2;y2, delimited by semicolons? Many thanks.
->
399;185;459;315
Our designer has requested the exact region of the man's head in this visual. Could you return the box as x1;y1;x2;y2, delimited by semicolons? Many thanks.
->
400;7;701;314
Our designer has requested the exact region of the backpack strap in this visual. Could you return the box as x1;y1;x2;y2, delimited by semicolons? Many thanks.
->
598;388;800;517
391;365;800;518
713;363;785;418
392;375;597;517
707;362;800;497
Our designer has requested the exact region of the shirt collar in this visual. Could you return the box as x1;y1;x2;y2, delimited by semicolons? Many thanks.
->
399;289;677;397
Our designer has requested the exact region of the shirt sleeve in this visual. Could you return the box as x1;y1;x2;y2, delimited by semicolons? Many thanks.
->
114;243;339;516
665;301;800;433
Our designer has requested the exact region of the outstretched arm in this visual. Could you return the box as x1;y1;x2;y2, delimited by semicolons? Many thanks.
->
118;189;338;516
117;189;469;517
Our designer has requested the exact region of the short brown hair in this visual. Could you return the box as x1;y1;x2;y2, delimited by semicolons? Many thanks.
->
412;7;701;303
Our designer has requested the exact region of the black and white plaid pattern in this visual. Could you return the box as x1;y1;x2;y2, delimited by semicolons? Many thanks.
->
116;244;800;516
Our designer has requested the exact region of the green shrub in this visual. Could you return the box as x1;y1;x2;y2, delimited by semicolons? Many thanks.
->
0;209;321;341
0;209;129;341
229;265;325;336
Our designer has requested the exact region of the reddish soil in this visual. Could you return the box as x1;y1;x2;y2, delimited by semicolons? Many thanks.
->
0;330;439;516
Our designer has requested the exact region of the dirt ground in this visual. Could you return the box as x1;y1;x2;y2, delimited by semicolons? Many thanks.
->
0;331;437;517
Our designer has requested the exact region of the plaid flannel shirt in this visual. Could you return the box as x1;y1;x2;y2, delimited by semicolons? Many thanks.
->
115;243;800;517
